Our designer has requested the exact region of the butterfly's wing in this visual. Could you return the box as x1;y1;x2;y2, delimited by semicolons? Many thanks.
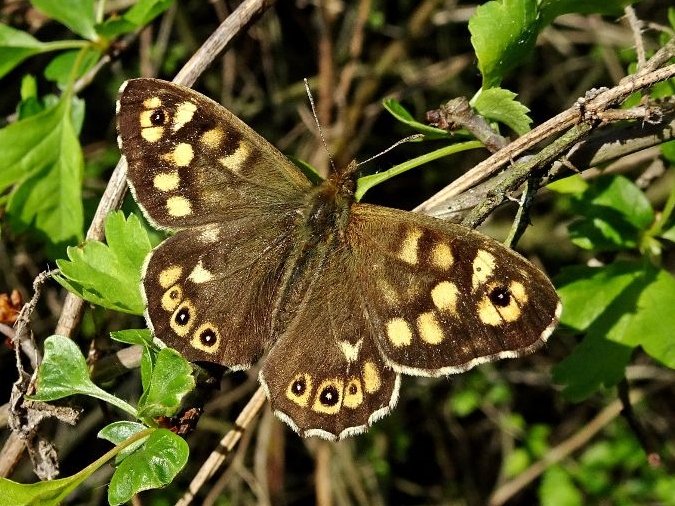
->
117;79;312;367
347;204;561;377
259;249;400;440
256;201;559;439
117;78;311;230
140;218;297;367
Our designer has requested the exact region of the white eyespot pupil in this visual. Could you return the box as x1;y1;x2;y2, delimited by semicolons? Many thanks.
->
490;287;511;307
175;307;190;325
320;386;339;406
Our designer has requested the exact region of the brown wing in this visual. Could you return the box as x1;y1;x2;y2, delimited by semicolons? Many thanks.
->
116;79;315;366
142;213;297;368
259;250;400;440
347;204;561;377
117;78;312;230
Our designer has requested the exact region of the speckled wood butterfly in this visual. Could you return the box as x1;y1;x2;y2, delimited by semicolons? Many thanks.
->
116;78;561;440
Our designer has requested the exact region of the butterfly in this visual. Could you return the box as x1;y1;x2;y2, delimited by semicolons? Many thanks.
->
116;78;561;440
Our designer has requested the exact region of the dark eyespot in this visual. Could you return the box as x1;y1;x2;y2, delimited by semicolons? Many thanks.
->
291;377;306;396
489;286;511;307
348;383;358;395
174;307;191;326
150;109;166;125
199;327;217;347
319;385;340;407
168;288;180;301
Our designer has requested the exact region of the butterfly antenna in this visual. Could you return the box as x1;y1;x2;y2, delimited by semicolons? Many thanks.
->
304;78;337;174
357;134;424;167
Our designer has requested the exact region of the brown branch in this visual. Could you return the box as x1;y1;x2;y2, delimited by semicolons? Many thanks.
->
414;61;675;222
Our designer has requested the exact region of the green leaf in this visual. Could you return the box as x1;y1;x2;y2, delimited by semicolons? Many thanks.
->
96;0;176;38
108;429;189;506
0;24;46;79
577;175;654;230
554;261;675;399
99;421;147;445
661;223;675;243
557;263;642;331
1;98;84;248
449;389;481;417
661;139;675;164
608;267;675;368
567;175;654;251
469;0;541;88
539;465;583;506
17;74;45;118
539;0;639;26
31;0;97;41
99;421;148;463
552;331;633;401
44;49;101;88
0;474;88;506
110;329;154;347
471;87;532;136
29;335;137;416
137;348;195;420
55;212;151;314
382;98;451;138
547;174;589;195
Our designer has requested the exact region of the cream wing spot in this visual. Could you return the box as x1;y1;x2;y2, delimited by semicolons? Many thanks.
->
477;299;506;326
509;280;529;305
160;285;183;312
158;265;183;288
200;127;224;148
417;311;444;345
343;378;364;409
339;339;363;362
198;225;220;243
431;242;454;270
187;260;214;284
166;196;192;217
153;172;180;192
431;281;459;312
363;361;381;393
163;142;194;167
139;110;154;128
472;249;497;290
172;101;197;131
219;142;251;172
143;97;162;109
398;228;423;264
386;317;413;347
140;126;164;143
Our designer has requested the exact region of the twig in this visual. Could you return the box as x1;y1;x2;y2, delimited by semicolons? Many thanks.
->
415;61;675;220
488;388;647;506
624;6;646;70
617;379;661;467
176;386;268;506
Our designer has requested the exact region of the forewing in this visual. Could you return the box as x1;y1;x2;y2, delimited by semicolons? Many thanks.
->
117;78;311;230
348;204;561;377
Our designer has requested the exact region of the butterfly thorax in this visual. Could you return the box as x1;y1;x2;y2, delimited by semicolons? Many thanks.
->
301;164;357;249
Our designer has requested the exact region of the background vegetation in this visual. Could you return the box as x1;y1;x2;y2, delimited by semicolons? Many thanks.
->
0;0;674;504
